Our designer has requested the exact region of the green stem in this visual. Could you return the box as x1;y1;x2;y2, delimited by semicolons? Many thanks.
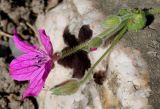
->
60;23;123;59
99;14;131;39
98;20;125;39
79;26;128;84
60;14;131;59
61;22;124;58
60;41;88;58
145;7;160;15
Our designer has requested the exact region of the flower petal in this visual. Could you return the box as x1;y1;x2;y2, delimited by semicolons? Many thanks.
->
38;29;53;56
9;52;42;81
13;32;37;53
22;65;45;99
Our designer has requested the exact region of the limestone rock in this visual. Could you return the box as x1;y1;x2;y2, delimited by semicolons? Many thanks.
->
36;0;152;109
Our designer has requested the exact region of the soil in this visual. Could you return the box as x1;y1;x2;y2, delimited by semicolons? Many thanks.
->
0;0;62;108
0;0;45;109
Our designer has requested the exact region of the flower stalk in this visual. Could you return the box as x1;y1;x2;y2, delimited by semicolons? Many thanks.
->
60;14;131;59
51;8;158;95
145;7;160;15
50;26;128;96
80;26;128;85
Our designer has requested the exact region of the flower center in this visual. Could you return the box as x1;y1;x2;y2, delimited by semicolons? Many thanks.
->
34;53;50;67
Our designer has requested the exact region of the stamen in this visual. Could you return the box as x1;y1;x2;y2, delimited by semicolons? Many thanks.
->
33;54;48;67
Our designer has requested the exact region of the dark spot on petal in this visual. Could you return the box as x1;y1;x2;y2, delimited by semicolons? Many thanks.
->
93;70;107;85
38;60;42;63
78;25;93;43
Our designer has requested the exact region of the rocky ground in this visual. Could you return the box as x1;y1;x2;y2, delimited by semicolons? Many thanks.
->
0;0;160;109
0;0;46;108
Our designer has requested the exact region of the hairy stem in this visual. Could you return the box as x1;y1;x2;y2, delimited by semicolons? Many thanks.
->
60;14;130;59
100;14;131;39
60;41;89;58
80;26;128;84
145;7;160;15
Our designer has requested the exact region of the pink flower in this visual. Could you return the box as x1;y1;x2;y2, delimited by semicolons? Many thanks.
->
9;29;56;99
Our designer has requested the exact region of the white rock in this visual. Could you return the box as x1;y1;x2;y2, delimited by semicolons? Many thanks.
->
36;0;151;109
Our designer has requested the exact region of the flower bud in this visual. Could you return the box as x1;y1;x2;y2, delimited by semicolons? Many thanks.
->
102;15;121;29
127;10;146;31
118;8;131;16
88;37;102;49
50;79;80;95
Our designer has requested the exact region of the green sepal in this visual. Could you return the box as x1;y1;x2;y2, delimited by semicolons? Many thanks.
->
88;37;103;48
127;10;146;31
101;15;121;29
82;37;103;52
50;79;80;95
118;8;132;16
82;47;90;52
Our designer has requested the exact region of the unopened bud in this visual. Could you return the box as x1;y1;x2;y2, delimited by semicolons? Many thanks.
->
88;37;102;49
118;8;132;16
50;79;80;95
127;10;146;31
102;15;121;29
82;37;102;52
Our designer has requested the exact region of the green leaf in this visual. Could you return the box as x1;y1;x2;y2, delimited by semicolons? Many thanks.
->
50;79;80;95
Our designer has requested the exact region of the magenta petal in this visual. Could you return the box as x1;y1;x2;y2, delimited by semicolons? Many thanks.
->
10;66;39;81
9;29;54;99
38;29;53;56
22;65;45;99
10;52;40;81
13;32;37;53
10;52;38;69
90;48;97;51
